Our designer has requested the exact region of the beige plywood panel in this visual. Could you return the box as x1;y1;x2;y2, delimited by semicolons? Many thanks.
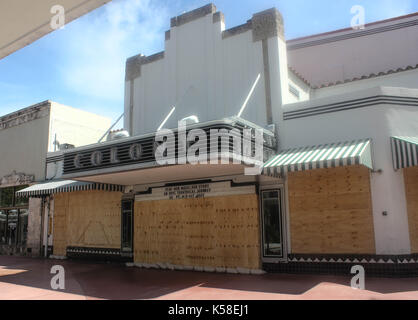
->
134;194;261;269
405;167;418;253
52;190;122;255
52;193;68;256
288;165;375;254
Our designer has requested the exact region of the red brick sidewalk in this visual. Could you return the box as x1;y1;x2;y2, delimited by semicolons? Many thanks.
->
0;256;417;300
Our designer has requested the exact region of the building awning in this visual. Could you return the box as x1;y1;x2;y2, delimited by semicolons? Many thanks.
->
15;180;124;198
263;139;373;177
391;136;418;170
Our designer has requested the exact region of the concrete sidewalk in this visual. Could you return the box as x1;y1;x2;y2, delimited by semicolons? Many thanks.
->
0;256;418;300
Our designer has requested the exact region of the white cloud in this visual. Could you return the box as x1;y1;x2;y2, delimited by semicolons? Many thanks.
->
56;0;170;102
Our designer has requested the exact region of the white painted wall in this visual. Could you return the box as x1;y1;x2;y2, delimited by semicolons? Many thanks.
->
0;101;112;183
281;87;418;254
0;111;50;181
48;102;112;151
287;14;418;87
125;13;272;136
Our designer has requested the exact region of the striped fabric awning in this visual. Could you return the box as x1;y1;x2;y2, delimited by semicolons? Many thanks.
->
263;139;373;177
391;136;418;170
16;180;124;197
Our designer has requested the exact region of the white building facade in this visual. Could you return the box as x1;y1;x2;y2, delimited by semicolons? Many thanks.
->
21;4;418;276
0;100;111;256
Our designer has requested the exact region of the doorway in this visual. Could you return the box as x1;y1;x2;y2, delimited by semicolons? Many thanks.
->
260;187;286;262
121;199;133;257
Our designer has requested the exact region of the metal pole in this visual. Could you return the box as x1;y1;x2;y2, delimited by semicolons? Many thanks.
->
98;113;124;143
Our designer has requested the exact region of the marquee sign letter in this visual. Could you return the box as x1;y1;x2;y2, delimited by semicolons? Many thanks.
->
129;144;143;160
74;154;83;169
110;147;120;164
91;151;103;166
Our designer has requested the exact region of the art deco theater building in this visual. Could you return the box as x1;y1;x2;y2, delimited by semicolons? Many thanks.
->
17;4;418;276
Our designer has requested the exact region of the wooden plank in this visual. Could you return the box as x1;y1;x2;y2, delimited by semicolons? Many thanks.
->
405;167;418;253
288;165;376;254
134;194;260;269
52;190;122;254
52;193;68;256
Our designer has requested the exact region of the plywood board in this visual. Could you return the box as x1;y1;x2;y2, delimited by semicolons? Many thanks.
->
405;167;418;253
52;190;122;256
52;193;68;256
134;194;261;269
288;165;376;254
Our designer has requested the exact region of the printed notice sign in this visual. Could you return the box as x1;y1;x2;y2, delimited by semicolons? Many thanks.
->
163;184;211;200
135;181;255;202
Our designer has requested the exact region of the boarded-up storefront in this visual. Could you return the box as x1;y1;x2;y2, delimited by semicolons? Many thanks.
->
134;183;261;270
287;165;376;254
405;167;418;253
53;190;122;256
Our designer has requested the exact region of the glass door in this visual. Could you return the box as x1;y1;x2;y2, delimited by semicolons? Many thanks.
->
121;200;133;256
260;189;286;262
0;210;7;244
18;209;29;246
7;210;18;246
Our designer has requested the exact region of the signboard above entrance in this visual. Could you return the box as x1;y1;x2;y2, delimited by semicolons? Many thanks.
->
135;181;256;202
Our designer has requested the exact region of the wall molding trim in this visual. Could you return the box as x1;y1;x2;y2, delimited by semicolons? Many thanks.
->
288;17;418;50
252;8;285;42
0;171;35;188
284;95;418;120
264;253;418;277
0;101;50;131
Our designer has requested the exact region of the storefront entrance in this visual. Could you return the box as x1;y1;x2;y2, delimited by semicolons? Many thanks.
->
260;187;286;263
121;199;134;257
0;186;29;251
132;180;261;270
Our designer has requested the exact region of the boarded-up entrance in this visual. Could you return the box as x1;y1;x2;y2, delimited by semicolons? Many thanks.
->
134;194;261;270
288;165;375;254
405;166;418;253
53;190;122;256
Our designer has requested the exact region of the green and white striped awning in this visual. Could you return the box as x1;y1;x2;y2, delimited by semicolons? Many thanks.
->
391;136;418;170
16;180;124;198
263;139;373;177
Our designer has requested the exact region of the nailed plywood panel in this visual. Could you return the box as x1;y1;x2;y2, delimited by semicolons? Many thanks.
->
405;167;418;253
52;193;68;256
52;191;122;255
134;194;260;269
288;165;375;254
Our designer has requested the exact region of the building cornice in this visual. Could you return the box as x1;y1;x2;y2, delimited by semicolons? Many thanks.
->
311;64;418;89
0;100;50;131
125;52;165;81
251;8;284;42
283;95;418;120
222;21;252;39
0;171;35;188
288;15;418;50
170;3;217;28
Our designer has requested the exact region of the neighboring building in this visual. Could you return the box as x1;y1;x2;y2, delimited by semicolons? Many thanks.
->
18;4;418;276
0;100;111;256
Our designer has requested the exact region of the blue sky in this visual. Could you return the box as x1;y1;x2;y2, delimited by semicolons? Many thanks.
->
0;0;417;127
